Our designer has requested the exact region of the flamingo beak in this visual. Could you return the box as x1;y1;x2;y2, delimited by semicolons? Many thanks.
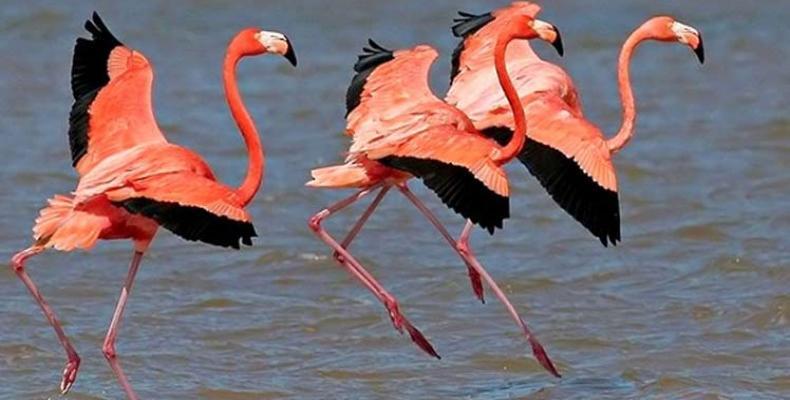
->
671;21;704;65
551;26;564;57
283;35;297;67
533;19;564;57
693;33;705;64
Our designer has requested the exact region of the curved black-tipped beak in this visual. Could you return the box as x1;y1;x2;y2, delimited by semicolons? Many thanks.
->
693;33;705;64
552;27;564;57
283;36;297;67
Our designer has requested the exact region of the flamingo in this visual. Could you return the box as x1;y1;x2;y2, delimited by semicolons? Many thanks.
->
307;16;563;377
446;3;704;294
9;13;296;398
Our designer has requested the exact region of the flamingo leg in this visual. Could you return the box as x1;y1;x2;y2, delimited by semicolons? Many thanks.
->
102;250;144;400
308;185;439;358
456;222;561;378
394;183;485;302
332;186;391;264
10;246;81;394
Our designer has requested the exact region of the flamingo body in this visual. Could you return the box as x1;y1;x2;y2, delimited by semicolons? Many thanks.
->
12;13;296;398
447;2;619;245
312;43;511;232
308;14;566;376
448;4;705;247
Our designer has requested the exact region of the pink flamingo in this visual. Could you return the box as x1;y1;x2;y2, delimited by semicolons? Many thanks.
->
446;3;704;295
307;17;563;376
9;13;296;398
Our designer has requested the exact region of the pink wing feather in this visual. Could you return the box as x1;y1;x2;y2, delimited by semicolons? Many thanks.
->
69;13;166;176
347;45;474;155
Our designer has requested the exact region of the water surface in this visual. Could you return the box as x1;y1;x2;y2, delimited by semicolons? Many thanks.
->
0;1;787;399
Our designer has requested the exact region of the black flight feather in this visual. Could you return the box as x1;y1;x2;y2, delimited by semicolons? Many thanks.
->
345;39;394;116
379;156;509;234
68;12;123;166
481;126;621;246
115;198;257;249
450;11;495;83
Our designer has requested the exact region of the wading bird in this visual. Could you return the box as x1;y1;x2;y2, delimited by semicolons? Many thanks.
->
307;15;563;377
9;13;296;399
446;3;704;294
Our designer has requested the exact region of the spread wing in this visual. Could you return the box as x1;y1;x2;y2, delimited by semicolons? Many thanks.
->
375;125;510;234
107;173;256;249
481;95;620;246
341;41;509;233
74;143;254;249
345;42;474;156
69;12;166;176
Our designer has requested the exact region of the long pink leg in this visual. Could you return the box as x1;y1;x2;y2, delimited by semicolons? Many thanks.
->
332;186;391;264
308;185;439;358
456;222;561;377
10;246;81;394
102;250;145;400
394;183;484;302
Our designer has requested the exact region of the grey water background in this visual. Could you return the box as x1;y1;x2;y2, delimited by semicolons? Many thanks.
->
0;0;787;398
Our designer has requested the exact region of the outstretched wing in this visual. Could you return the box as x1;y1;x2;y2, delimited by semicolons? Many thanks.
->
107;173;256;249
345;41;473;155
482;95;620;246
374;125;510;234
74;143;255;249
69;12;166;175
341;41;507;233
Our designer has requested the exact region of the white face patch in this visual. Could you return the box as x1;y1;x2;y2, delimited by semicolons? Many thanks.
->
532;19;557;43
532;19;553;32
256;30;288;55
671;22;699;44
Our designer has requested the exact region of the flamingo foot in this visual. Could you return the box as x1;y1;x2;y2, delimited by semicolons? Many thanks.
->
523;320;561;378
401;317;441;359
466;265;485;303
383;298;440;359
60;356;81;394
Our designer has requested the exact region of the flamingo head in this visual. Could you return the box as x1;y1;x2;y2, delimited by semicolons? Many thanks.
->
532;19;564;57
506;15;563;57
233;28;297;66
647;16;705;64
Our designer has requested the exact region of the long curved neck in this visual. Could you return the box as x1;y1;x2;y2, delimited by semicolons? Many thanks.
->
493;34;527;164
607;26;650;154
224;47;264;206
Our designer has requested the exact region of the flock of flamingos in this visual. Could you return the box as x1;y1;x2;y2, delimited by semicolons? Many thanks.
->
8;2;704;398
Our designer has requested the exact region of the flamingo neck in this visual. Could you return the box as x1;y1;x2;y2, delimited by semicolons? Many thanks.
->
493;34;527;164
607;26;650;154
224;48;264;206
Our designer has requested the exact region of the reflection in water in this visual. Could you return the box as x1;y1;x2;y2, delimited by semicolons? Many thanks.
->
0;0;787;398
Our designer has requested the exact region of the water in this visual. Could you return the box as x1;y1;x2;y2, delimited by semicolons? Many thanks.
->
0;1;787;398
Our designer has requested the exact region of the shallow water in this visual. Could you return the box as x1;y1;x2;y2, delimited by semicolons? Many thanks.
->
0;0;788;399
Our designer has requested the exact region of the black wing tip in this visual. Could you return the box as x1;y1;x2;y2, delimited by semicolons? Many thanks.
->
379;156;509;234
69;11;125;166
353;38;394;72
115;198;257;249
451;11;494;38
517;139;621;248
480;127;623;246
449;11;494;83
82;11;122;47
346;38;395;116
